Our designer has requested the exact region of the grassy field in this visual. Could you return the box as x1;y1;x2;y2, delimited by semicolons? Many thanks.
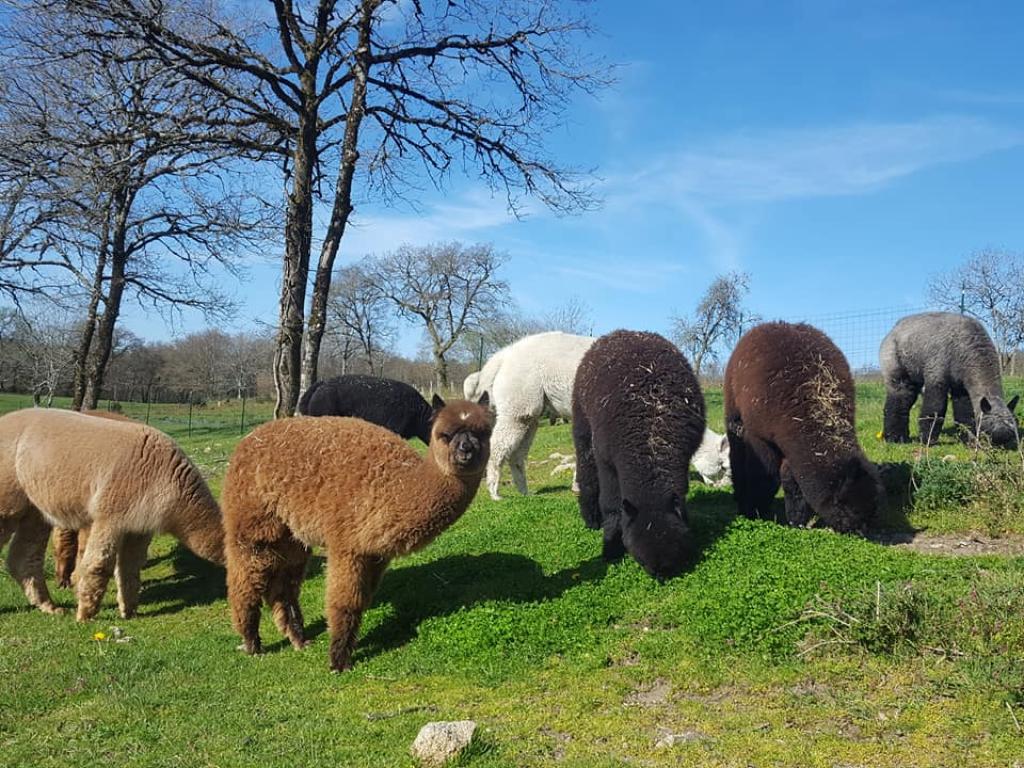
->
0;384;1022;767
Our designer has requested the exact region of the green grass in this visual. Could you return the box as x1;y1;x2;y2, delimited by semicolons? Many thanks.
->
1;385;1023;767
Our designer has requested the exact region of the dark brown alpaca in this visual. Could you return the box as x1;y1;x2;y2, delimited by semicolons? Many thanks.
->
222;394;492;672
724;322;880;534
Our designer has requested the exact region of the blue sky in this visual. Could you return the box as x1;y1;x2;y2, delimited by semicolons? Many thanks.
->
126;0;1024;362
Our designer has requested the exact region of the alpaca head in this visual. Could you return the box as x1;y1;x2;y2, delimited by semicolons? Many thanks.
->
619;495;693;582
978;395;1019;449
825;455;882;534
429;393;493;477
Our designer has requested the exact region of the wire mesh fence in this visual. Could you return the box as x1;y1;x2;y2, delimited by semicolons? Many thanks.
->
782;304;932;375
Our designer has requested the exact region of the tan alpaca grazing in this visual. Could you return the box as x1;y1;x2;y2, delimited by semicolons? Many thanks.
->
52;409;132;588
223;393;492;672
0;408;224;620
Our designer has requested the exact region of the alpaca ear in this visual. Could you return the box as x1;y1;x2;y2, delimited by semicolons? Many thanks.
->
477;391;490;408
621;498;639;520
431;394;446;412
1008;395;1019;412
980;396;992;414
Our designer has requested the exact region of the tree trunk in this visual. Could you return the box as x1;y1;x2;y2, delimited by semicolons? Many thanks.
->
83;199;129;410
71;212;111;410
299;2;374;402
273;104;318;419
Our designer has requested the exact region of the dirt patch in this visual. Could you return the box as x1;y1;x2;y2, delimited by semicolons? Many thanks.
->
870;530;1024;557
624;677;673;707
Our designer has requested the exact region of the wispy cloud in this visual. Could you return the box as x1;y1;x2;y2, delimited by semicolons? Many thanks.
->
332;189;521;257
600;115;1024;274
548;258;688;293
616;115;1024;206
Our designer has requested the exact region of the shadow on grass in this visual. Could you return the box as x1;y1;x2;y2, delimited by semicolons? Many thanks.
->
139;546;226;617
688;468;919;541
264;552;611;657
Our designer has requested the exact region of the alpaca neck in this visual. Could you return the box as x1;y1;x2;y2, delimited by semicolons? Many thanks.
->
386;458;484;557
169;489;225;566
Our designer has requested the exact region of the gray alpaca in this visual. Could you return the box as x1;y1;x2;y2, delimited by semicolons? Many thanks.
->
880;312;1019;448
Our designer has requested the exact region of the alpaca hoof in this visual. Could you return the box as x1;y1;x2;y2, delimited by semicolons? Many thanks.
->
58;578;72;590
330;661;354;674
488;490;502;501
236;641;264;656
75;607;98;622
291;639;312;651
39;603;65;616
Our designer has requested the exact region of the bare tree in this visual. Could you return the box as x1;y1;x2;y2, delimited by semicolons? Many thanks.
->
929;249;1024;375
63;0;605;416
326;261;395;375
671;272;755;379
1;306;79;406
371;241;509;389
542;295;594;336
0;6;272;410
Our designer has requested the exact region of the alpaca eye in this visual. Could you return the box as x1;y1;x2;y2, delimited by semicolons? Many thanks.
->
440;433;452;442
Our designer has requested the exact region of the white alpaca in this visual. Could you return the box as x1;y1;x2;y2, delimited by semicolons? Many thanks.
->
463;346;508;401
692;427;731;487
483;332;596;500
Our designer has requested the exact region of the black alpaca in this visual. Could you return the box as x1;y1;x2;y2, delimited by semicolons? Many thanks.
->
572;330;706;581
298;375;434;444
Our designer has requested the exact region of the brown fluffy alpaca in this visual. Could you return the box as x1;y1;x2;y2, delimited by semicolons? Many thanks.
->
0;408;224;619
724;322;880;533
52;410;132;588
222;394;492;672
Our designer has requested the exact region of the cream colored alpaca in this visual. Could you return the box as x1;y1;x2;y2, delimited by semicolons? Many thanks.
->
0;408;224;620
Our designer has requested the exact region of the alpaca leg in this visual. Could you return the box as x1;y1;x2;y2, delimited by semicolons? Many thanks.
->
509;419;539;496
227;541;282;656
75;523;121;621
601;513;626;562
917;382;949;445
780;461;812;528
70;526;91;586
597;460;625;561
728;434;780;522
0;514;18;553
324;552;388;672
52;528;79;589
572;405;601;529
951;387;976;440
115;533;152;619
486;415;531;500
883;378;920;443
265;538;311;650
7;512;61;614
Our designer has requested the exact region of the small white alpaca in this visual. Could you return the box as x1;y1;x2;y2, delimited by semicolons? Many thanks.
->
691;427;731;487
478;331;596;500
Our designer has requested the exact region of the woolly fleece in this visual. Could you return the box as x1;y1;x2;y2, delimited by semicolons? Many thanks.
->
483;331;595;499
724;322;880;534
880;311;1019;448
298;374;435;444
0;408;223;619
573;330;706;581
222;396;492;672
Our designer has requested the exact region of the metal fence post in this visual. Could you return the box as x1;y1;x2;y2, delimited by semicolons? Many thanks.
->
187;389;193;438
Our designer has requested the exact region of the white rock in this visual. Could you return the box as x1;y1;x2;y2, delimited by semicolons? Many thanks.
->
411;720;477;766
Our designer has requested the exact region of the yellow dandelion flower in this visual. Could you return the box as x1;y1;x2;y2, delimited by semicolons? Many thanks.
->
93;631;106;641
875;431;883;440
